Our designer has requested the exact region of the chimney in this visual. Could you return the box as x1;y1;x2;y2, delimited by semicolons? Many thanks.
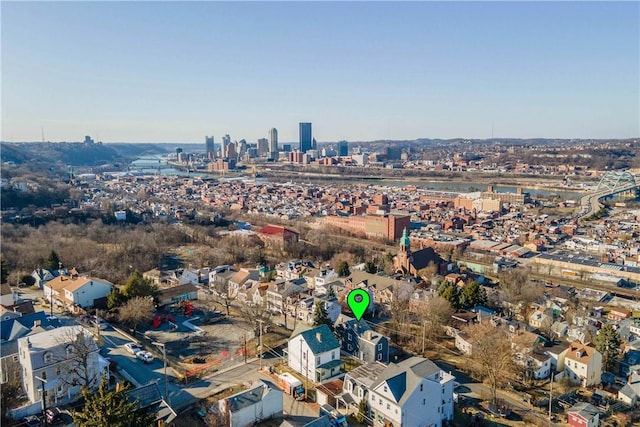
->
316;332;322;343
34;320;41;327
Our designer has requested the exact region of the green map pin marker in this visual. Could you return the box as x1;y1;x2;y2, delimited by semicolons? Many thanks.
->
347;289;370;321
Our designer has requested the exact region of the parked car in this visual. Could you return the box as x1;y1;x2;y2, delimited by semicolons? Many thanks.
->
124;342;142;354
136;351;154;364
23;415;42;427
92;317;108;330
45;408;63;424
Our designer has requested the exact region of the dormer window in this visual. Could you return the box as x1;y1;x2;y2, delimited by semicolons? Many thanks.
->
44;352;53;363
66;345;75;357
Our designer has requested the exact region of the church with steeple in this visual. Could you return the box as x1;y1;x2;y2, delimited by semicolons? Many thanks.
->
394;228;444;276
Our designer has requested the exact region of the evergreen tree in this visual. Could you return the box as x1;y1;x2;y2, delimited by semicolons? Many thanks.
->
0;259;8;284
313;301;332;331
44;250;61;271
122;270;158;300
594;323;622;373
364;261;377;274
71;377;156;427
356;398;367;423
460;281;487;309
337;261;350;277
437;281;461;310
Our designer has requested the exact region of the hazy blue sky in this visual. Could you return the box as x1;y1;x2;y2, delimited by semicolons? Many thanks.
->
2;1;638;143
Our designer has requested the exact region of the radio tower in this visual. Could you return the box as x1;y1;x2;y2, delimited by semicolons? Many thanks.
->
41;127;45;143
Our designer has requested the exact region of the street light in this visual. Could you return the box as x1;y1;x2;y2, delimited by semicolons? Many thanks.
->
35;375;48;427
152;342;169;405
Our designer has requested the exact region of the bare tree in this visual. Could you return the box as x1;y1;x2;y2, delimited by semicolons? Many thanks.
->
239;302;272;338
118;296;155;336
498;269;543;318
54;326;102;390
465;322;517;405
420;295;454;341
387;283;412;344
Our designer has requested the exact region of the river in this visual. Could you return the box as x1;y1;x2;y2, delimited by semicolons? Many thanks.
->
130;156;587;199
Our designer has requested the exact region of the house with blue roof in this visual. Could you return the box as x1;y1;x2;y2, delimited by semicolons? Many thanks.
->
287;324;343;384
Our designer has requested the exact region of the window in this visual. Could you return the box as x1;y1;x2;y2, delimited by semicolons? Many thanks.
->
56;367;61;376
386;403;390;410
316;356;320;365
423;399;426;405
377;353;382;361
40;371;47;380
348;334;352;341
302;352;306;360
378;343;382;350
44;352;53;363
12;355;18;362
331;351;335;360
348;344;353;351
420;384;423;392
358;387;363;398
379;398;382;405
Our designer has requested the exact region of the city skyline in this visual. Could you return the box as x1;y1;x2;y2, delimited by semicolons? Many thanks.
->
2;1;638;143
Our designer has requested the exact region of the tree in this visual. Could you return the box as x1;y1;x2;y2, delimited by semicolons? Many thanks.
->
594;323;622;373
121;270;158;300
337;261;350;277
313;301;332;331
420;295;454;341
356;398;367;423
387;283;412;343
0;258;8;284
44;249;61;271
107;287;127;309
1;362;23;425
459;281;487;309
239;302;272;338
55;326;102;391
497;269;543;318
437;281;461;310
364;261;377;274
466;322;516;405
118;296;155;336
417;261;438;281
71;377;156;427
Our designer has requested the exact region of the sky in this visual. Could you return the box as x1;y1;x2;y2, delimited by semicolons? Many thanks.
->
2;1;639;143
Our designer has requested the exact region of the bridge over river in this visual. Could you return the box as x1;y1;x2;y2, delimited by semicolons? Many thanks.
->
579;171;639;220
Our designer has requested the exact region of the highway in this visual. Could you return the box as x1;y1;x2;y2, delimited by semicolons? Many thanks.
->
578;184;637;220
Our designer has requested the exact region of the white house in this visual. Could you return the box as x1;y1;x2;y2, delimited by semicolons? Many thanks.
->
343;357;455;427
44;274;113;309
287;324;343;384
18;326;107;406
0;283;17;307
219;380;283;427
564;341;602;387
312;269;339;294
618;369;640;406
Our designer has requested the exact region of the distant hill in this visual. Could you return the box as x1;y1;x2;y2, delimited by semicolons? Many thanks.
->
0;142;172;167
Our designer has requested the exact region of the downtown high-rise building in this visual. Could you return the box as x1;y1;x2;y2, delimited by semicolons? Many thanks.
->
205;136;215;159
257;138;269;156
269;128;278;153
222;134;231;159
299;122;312;153
337;140;349;157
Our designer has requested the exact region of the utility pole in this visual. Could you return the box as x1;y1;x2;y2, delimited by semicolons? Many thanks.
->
258;319;263;371
243;334;247;364
35;376;48;427
422;320;426;355
548;372;554;426
152;342;169;405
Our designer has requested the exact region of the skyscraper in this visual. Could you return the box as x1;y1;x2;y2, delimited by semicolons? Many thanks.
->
222;134;231;159
337;140;349;157
299;122;312;153
269;128;278;153
257;138;269;156
205;136;215;159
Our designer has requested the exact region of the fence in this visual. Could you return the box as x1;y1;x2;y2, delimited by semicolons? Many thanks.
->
10;401;42;420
